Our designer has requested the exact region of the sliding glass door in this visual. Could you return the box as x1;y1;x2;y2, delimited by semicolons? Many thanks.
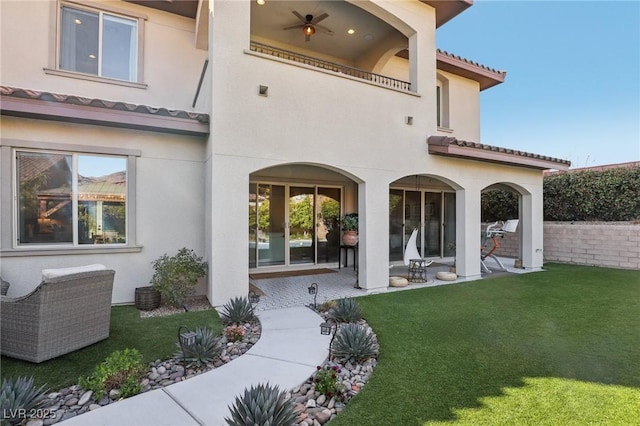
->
388;189;456;259
249;184;341;268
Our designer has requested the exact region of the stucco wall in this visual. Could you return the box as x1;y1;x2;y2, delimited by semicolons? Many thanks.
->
0;0;207;110
492;222;640;270
0;118;207;304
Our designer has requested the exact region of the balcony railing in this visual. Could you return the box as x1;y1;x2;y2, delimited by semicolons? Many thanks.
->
250;41;411;92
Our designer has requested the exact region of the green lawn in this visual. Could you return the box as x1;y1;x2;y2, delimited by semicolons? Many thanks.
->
332;264;640;425
1;306;222;390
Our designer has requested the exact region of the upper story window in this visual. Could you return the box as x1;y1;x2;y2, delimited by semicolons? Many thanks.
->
57;3;143;83
16;150;128;246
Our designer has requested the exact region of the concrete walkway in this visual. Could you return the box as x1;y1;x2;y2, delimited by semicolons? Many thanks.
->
61;306;330;426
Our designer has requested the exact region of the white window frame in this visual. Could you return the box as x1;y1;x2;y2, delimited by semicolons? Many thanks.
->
0;141;140;255
44;1;147;88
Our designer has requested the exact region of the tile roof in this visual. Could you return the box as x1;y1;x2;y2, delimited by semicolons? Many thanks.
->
1;86;209;136
437;49;506;77
427;136;571;170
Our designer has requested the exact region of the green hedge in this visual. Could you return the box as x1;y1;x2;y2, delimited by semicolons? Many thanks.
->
481;167;640;222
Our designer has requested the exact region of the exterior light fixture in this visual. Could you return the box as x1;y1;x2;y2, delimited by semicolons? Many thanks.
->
319;317;338;360
308;282;318;309
303;24;315;37
248;290;260;304
178;325;197;361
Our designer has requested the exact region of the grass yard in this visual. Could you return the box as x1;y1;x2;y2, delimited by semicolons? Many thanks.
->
1;306;222;390
331;264;640;425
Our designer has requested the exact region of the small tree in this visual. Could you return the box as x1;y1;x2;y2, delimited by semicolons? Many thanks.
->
150;248;207;308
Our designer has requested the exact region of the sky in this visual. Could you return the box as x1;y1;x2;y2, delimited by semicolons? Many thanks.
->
436;0;640;168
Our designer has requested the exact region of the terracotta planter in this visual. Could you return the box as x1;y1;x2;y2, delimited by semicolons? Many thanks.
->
342;231;358;246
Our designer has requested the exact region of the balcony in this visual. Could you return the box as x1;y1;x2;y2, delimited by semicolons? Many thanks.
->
249;42;411;92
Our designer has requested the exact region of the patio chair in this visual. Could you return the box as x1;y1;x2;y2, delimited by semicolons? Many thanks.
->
1;265;115;363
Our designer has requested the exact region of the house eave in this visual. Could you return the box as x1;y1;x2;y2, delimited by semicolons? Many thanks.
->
421;0;473;28
427;136;571;170
437;50;506;91
0;87;209;137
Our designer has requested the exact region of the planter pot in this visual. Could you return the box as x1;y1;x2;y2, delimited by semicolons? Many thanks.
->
342;231;358;246
135;286;161;311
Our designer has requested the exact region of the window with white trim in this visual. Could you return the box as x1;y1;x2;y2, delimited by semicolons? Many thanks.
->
16;151;127;246
59;4;139;82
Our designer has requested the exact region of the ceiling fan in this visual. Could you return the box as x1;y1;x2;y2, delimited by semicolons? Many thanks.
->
283;11;334;41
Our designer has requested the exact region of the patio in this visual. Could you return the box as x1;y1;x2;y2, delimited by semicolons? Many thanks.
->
249;257;525;311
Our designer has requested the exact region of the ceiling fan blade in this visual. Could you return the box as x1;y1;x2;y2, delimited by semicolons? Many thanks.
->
292;10;306;23
315;24;334;35
311;13;328;24
282;23;304;30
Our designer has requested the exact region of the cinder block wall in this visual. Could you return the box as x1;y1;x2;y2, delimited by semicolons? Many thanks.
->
483;222;640;270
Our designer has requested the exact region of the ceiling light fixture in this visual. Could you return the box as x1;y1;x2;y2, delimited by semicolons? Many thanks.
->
256;0;265;5
88;54;96;59
302;23;315;37
74;18;82;25
347;28;355;35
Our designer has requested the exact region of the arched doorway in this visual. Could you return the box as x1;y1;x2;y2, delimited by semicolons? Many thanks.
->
249;164;358;269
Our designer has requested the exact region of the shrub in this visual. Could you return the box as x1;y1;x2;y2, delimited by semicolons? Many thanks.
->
313;365;344;400
225;382;298;426
175;327;223;367
79;348;145;400
318;300;337;313
329;298;363;323
224;325;246;343
220;296;256;325
332;323;379;363
0;376;49;426
151;247;207;308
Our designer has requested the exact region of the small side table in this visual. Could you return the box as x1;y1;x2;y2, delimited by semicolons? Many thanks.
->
408;259;428;283
339;244;358;271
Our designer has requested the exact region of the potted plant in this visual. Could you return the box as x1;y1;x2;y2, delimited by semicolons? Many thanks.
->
150;247;207;308
341;213;358;246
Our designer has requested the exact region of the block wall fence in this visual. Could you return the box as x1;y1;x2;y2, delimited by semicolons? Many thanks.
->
488;222;640;270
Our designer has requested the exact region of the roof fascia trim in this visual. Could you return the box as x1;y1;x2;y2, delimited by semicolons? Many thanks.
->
427;136;571;170
1;96;209;137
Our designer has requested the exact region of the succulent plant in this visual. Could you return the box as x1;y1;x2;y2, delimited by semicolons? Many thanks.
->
0;376;49;425
220;296;257;325
331;323;379;363
329;297;363;323
79;348;145;400
225;382;298;426
175;326;223;367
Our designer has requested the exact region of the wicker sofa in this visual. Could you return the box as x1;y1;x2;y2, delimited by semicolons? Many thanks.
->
1;266;115;363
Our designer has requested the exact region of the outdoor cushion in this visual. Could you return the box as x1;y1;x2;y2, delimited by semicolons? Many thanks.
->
42;264;107;281
389;276;409;287
436;271;457;281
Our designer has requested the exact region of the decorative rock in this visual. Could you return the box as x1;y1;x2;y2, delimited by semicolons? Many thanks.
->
78;391;93;406
314;409;332;425
89;404;101;411
316;394;326;405
389;276;409;287
26;419;44;426
305;399;316;408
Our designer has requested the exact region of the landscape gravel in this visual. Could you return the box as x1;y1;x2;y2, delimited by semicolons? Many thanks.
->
22;304;379;426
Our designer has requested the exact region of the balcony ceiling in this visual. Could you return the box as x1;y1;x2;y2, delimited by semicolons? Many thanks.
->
251;1;403;61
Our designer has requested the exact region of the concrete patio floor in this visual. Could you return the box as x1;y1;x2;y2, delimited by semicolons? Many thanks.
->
250;257;529;311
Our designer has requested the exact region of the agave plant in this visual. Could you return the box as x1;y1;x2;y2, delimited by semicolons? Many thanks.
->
220;296;256;325
225;382;298;426
331;323;379;363
0;376;49;426
175;327;223;367
329;297;363;323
